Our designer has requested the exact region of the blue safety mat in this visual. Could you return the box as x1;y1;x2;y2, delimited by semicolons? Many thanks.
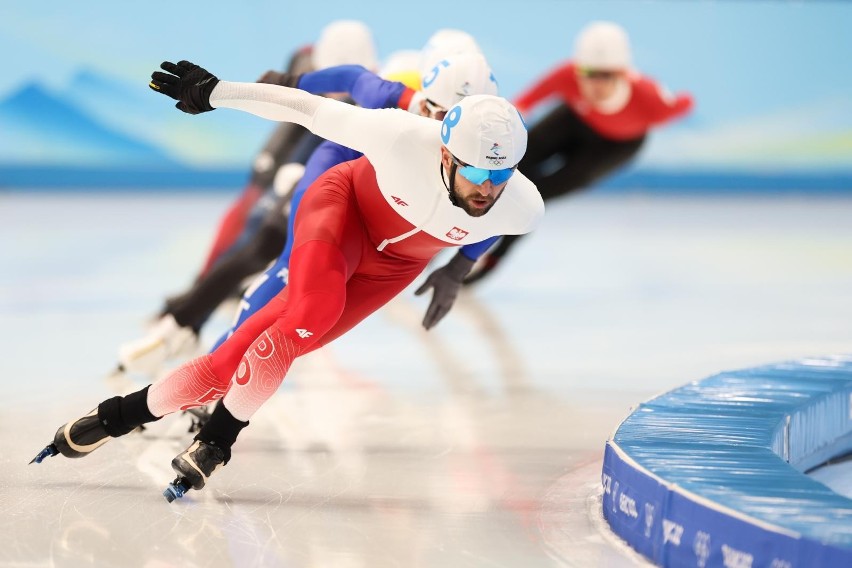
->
603;356;852;566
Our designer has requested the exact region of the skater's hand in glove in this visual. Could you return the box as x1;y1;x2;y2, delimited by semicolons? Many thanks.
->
149;60;219;114
414;251;475;330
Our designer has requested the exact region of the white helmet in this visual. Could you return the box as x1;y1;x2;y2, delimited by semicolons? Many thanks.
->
312;20;379;71
574;21;631;70
419;28;482;75
379;49;422;77
421;52;499;110
441;95;527;169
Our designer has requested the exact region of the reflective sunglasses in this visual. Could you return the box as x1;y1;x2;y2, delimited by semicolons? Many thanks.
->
451;155;516;186
578;67;619;80
424;98;448;120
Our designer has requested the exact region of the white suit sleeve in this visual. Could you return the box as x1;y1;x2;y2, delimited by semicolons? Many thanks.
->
209;80;399;157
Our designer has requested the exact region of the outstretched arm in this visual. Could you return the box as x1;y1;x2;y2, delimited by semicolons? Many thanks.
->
513;63;572;116
149;60;400;158
260;65;412;110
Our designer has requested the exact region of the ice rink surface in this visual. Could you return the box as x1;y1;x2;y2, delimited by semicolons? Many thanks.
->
2;191;851;567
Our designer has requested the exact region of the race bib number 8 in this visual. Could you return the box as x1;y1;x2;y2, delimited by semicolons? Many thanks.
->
441;106;462;144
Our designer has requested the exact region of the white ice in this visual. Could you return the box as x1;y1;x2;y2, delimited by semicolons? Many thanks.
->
2;191;851;567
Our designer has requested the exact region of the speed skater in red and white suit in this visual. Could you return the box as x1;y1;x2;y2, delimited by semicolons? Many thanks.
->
33;60;543;497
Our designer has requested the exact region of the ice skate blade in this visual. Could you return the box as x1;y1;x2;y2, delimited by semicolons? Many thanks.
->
163;478;192;503
30;443;59;464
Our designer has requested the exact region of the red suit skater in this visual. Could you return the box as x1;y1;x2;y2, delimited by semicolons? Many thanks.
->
33;60;543;501
464;20;694;284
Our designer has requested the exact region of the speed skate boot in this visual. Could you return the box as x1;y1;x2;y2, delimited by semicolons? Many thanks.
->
163;440;226;502
31;387;159;464
163;403;248;502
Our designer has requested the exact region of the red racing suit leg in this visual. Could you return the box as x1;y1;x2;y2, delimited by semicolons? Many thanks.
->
148;159;435;421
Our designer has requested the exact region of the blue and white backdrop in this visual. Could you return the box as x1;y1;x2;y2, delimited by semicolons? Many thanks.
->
2;0;851;190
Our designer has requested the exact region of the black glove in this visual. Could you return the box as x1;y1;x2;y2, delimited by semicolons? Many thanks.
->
149;60;219;114
461;253;502;286
414;251;475;330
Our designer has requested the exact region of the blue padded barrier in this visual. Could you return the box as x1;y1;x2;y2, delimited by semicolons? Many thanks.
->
602;356;852;567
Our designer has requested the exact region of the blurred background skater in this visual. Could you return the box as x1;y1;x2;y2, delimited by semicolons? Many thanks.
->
465;20;694;284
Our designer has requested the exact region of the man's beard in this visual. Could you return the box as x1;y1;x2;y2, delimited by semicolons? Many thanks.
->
451;186;503;217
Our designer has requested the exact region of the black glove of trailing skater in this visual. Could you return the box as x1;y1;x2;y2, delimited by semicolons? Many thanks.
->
149;60;219;114
414;251;476;330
